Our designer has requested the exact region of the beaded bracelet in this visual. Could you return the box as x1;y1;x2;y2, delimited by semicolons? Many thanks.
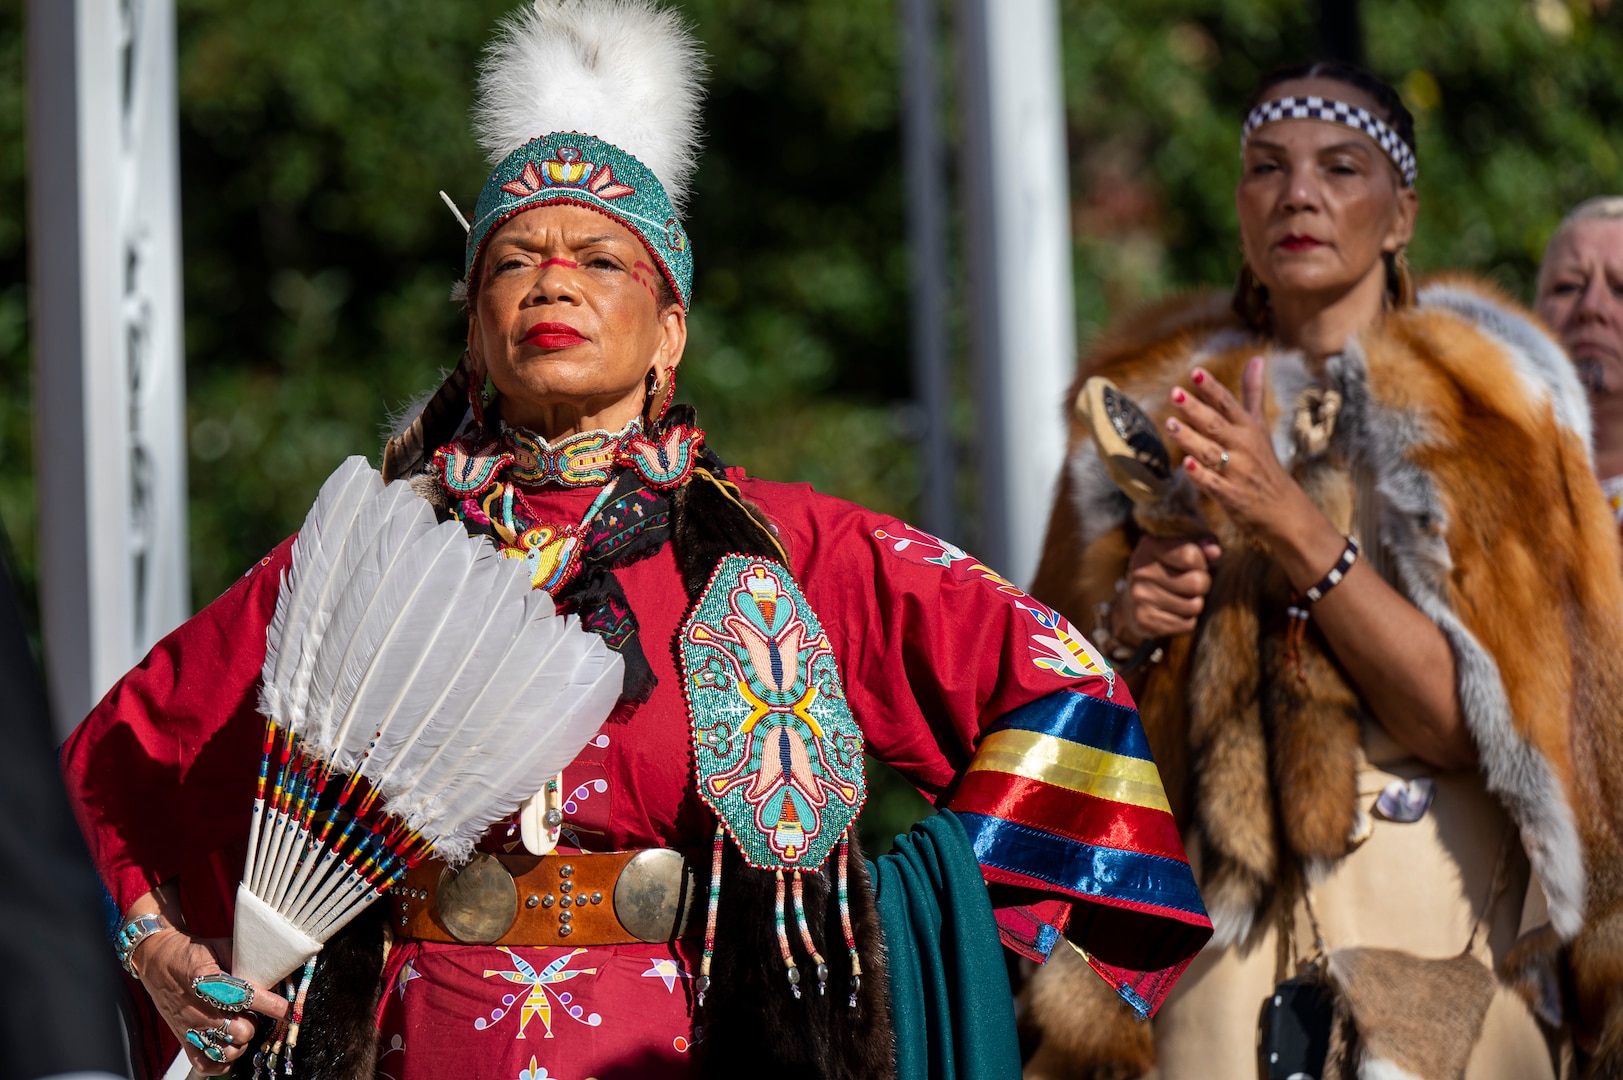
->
1303;536;1360;604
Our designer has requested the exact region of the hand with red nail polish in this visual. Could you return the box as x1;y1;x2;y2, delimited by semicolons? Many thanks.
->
1163;356;1319;545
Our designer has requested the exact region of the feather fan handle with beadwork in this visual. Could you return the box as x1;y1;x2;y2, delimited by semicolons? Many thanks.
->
227;455;622;991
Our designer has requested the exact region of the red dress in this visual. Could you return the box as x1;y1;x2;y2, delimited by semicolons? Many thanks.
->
62;468;1208;1080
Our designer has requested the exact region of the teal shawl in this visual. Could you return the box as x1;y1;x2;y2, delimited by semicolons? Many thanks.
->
871;810;1022;1080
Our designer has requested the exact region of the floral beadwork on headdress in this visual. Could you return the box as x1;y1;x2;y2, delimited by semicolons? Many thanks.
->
500;146;637;201
466;133;693;308
1241;95;1417;187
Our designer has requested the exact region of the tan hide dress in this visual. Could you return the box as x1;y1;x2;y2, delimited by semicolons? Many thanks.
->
1148;724;1554;1080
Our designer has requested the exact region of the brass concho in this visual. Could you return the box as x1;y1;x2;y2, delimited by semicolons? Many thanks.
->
613;848;697;943
435;852;519;944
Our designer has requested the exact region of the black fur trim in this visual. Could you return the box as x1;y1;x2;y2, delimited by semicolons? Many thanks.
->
672;459;784;599
697;835;896;1080
230;906;385;1080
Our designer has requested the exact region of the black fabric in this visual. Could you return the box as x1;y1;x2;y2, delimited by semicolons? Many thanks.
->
552;463;676;707
444;402;699;708
0;531;129;1079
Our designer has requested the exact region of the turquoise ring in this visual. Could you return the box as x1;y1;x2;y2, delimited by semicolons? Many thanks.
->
192;972;256;1013
184;1029;228;1062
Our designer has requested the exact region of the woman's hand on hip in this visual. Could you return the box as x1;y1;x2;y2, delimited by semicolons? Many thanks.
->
1114;534;1222;644
134;928;288;1075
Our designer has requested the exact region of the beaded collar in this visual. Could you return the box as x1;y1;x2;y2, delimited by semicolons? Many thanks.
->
435;415;705;497
507;420;635;487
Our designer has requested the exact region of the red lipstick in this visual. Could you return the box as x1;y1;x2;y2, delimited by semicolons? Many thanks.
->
523;321;588;349
1279;234;1326;252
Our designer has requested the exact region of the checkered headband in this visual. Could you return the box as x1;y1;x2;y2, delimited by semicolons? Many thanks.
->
1241;95;1417;187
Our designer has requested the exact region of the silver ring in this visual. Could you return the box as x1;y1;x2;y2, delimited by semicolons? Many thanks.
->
1217;449;1230;472
204;1022;234;1049
185;1028;228;1062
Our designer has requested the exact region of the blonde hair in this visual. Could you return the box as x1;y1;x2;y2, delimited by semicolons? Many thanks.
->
1539;196;1623;291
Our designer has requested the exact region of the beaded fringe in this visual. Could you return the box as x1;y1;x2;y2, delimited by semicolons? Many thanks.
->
791;872;829;996
697;823;725;1008
837;834;862;1008
775;870;801;997
696;823;864;1018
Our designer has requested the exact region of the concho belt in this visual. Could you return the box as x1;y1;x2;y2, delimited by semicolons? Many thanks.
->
390;849;699;947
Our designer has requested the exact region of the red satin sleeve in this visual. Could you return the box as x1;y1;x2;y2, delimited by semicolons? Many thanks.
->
59;536;296;915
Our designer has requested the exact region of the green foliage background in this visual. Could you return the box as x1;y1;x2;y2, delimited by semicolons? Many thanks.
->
1;0;1620;848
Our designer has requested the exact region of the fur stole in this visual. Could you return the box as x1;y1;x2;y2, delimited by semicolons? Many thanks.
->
1026;277;1623;1075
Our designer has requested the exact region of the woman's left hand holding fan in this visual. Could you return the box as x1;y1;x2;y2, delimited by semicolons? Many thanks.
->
126;887;290;1075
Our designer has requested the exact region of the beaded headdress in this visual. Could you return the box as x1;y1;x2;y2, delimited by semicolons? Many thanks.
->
1241;94;1418;188
464;0;706;307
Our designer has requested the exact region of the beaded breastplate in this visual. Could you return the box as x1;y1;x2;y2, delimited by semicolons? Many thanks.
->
683;555;866;869
680;553;868;1005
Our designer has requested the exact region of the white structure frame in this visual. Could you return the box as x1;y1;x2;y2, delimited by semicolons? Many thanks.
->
958;0;1076;586
28;0;190;736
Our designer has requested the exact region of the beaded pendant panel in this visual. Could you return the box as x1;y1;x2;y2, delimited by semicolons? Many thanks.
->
682;555;865;871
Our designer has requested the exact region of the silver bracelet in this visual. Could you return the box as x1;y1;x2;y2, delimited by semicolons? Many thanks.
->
114;912;171;977
1091;579;1137;662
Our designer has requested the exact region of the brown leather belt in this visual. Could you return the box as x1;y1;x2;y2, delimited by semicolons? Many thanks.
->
390;849;699;948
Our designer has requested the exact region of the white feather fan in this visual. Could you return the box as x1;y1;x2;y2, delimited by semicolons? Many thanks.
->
474;0;707;210
233;455;622;989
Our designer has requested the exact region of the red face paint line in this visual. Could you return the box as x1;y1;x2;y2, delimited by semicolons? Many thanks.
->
522;321;589;349
629;263;662;305
538;257;580;270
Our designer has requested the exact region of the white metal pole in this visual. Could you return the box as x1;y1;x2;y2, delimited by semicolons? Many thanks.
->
900;0;955;541
957;0;1075;586
28;0;190;737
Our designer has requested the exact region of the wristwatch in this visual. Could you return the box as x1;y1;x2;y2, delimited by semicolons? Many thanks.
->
115;912;171;977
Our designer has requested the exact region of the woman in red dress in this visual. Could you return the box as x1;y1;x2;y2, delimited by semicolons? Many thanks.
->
62;4;1210;1078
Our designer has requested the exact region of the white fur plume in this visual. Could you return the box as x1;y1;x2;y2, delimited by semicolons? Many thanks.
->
474;0;707;210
